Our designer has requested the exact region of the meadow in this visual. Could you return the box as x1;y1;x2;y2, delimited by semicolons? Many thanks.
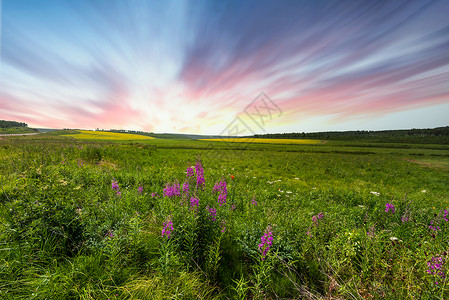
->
198;138;322;145
0;131;448;299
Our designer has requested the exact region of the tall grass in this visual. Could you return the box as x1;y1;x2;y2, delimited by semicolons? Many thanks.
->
0;136;448;298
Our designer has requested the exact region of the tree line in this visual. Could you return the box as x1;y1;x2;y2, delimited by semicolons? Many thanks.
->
253;126;449;141
0;120;28;128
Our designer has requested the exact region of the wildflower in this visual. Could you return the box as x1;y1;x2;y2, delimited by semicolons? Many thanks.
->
213;180;227;206
385;203;395;213
195;160;205;189
206;205;217;221
182;181;189;194
186;166;195;177
138;186;143;194
258;226;273;260
151;192;158;198
370;191;380;196
116;191;121;197
190;196;199;209
231;175;235;179
312;212;324;226
251;197;257;206
427;255;446;283
163;182;180;198
162;216;174;238
429;220;440;231
111;180;119;191
444;209;448;222
230;204;236;210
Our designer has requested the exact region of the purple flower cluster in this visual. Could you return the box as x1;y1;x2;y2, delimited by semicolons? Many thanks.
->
151;192;158;198
312;212;324;226
111;180;121;197
138;186;143;194
163;183;180;198
206;205;217;221
429;220;440;231
427;255;446;284
385;203;395;213
182;182;189;194
162;216;174;239
251;197;257;206
190;196;199;209
213;180;227;206
258;226;273;260
444;209;448;222
186;167;195;177
195;161;205;189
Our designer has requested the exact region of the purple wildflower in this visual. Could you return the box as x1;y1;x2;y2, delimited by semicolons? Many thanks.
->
312;212;324;226
162;216;174;239
251;197;257;206
186;166;195;177
230;204;236;211
258;226;273;260
182;182;189;194
385;203;395;213
190;196;199;209
195;160;205;189
116;191;121;197
138;186;143;194
111;180;120;191
151;192;158;198
163;182;181;198
444;209;448;222
429;220;440;231
213;180;227;206
206;205;217;221
427;255;446;283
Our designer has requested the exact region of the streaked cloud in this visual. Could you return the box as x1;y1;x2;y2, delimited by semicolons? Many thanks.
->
1;0;448;133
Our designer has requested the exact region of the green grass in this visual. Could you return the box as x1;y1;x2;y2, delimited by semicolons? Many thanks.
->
0;132;448;299
0;127;38;134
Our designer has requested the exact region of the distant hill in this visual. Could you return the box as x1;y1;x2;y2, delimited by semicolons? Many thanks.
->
0;120;39;134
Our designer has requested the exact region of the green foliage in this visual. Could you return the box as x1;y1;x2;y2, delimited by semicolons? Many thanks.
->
0;134;448;298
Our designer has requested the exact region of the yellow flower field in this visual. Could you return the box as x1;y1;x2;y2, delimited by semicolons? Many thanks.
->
199;138;321;144
63;130;155;140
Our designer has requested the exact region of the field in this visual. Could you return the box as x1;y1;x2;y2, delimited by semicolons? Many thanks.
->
61;130;156;140
0;132;448;299
199;138;322;145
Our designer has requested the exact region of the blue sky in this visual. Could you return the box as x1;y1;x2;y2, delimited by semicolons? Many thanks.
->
1;0;448;133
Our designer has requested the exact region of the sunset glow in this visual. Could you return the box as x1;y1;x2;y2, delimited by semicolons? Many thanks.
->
1;0;448;134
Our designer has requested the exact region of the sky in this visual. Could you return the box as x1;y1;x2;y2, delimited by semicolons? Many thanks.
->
0;0;448;135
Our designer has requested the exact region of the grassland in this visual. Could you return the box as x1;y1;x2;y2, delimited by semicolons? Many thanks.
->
0;127;38;134
0;132;448;299
199;138;322;145
61;130;156;140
